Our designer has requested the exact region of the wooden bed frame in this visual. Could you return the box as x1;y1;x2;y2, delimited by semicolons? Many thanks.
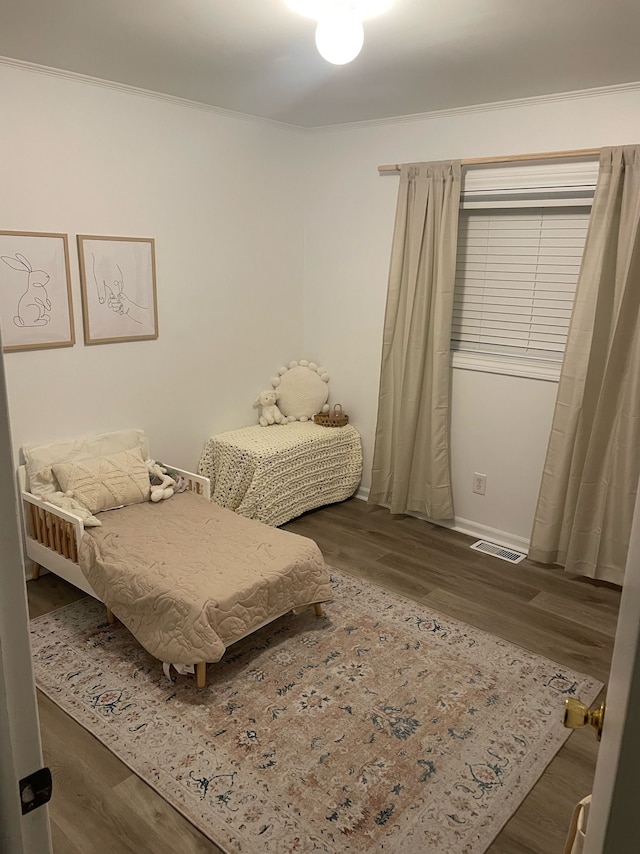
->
19;464;324;688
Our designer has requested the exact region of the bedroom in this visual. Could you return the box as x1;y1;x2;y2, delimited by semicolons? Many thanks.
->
1;1;640;852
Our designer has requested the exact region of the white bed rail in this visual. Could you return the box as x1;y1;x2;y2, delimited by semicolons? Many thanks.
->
165;466;211;501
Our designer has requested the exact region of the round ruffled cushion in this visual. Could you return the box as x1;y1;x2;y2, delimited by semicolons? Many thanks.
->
272;361;330;421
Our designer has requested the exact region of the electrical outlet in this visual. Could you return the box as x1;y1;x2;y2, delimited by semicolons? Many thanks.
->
472;473;487;495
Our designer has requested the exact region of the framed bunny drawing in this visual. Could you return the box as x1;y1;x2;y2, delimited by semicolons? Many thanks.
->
0;231;75;352
77;235;158;345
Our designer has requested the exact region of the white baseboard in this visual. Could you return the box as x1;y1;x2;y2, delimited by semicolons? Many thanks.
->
353;489;529;553
436;517;530;553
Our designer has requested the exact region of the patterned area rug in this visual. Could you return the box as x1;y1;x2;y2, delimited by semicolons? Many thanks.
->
30;571;602;853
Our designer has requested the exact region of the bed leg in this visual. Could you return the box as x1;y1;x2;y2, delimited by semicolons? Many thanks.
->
31;562;41;581
314;604;324;617
106;608;116;624
196;662;207;689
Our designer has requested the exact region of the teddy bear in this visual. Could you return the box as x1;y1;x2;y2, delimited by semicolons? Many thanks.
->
253;389;287;427
145;459;176;502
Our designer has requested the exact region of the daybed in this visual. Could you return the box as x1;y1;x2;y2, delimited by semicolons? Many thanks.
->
19;430;332;688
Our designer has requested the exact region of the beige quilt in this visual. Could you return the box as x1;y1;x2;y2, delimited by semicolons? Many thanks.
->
78;491;332;665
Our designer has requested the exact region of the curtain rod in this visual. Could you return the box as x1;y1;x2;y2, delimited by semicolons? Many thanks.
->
378;146;601;174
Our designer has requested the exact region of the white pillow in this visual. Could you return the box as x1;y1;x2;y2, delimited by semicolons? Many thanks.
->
23;429;149;497
52;448;150;514
272;361;330;421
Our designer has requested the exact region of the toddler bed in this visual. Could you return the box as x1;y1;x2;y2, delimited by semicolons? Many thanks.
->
19;430;332;688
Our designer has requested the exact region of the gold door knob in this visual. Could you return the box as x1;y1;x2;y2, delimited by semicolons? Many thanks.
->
564;697;605;740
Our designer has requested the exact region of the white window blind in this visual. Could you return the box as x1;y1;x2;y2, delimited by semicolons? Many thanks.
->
452;206;591;362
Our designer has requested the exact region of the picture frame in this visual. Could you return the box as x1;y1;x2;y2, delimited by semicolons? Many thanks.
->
0;231;75;352
77;235;158;345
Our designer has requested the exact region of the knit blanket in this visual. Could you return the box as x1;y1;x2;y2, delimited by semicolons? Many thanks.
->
198;422;362;526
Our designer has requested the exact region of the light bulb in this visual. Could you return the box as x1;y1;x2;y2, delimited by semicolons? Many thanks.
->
315;13;364;65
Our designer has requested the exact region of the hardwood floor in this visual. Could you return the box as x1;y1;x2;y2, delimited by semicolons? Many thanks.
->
27;497;621;854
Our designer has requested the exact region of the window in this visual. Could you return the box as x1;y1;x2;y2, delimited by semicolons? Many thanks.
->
452;206;591;362
451;160;598;378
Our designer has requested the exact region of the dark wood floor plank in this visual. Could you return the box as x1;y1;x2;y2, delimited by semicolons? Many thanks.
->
27;497;621;854
40;701;210;854
291;499;621;608
376;549;541;607
38;692;130;790
41;731;148;854
489;732;598;854
27;571;86;619
422;587;614;682
49;821;84;854
112;775;222;853
531;590;619;637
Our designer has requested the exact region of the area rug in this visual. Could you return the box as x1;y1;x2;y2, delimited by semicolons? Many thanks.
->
30;570;602;853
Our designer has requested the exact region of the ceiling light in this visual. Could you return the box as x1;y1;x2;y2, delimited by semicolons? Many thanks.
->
315;12;365;65
287;1;394;65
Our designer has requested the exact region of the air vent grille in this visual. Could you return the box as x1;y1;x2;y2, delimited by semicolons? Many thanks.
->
470;540;526;564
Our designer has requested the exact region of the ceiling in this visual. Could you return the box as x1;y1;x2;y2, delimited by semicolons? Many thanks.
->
1;0;640;128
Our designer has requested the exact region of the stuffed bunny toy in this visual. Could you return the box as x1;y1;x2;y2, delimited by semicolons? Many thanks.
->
146;459;176;502
254;389;286;427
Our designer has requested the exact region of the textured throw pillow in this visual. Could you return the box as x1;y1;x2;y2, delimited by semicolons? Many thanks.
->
272;361;330;421
23;429;149;497
52;448;150;514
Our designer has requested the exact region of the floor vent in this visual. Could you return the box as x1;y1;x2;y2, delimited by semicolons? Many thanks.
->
470;540;526;564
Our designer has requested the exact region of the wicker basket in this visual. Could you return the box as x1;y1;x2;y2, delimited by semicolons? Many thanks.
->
314;404;349;428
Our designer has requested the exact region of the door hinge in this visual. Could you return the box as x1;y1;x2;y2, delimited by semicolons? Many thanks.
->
19;767;52;815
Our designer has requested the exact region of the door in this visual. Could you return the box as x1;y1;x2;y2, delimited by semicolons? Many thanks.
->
581;477;640;852
0;345;52;853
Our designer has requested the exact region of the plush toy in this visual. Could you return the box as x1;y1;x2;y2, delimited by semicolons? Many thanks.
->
146;459;176;502
253;389;287;427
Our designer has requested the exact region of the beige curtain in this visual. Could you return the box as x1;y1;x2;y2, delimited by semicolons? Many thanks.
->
369;161;461;518
529;146;640;585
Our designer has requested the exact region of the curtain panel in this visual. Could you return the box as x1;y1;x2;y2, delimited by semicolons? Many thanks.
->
369;161;461;519
529;146;640;585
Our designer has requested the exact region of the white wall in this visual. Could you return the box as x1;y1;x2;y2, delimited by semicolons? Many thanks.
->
3;63;640;549
303;85;640;547
0;63;305;471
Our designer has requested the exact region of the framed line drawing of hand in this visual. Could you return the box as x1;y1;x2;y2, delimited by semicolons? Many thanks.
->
77;235;158;345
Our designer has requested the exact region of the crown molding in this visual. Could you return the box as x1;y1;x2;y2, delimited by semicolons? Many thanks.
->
2;54;639;135
0;55;303;133
307;80;640;134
